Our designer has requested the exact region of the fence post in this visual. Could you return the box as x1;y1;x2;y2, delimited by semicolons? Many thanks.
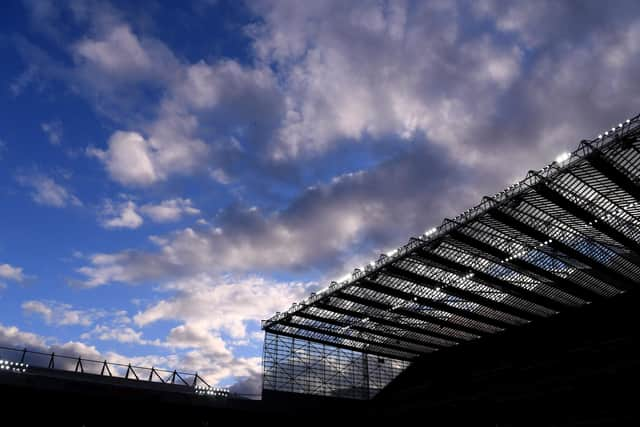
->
75;356;84;373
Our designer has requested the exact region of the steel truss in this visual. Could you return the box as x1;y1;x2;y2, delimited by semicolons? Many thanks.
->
262;332;409;399
262;114;640;399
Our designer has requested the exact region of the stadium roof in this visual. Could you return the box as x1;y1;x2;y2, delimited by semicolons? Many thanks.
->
262;114;640;361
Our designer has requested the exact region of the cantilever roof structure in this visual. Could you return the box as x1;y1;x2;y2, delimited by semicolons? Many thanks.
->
262;113;640;362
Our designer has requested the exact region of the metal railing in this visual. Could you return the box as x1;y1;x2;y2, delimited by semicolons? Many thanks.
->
0;345;229;398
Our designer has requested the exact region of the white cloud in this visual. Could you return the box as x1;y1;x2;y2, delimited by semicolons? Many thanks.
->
41;120;63;145
74;25;153;77
80;324;147;344
99;198;201;230
209;167;231;185
76;30;280;188
134;274;312;339
88;123;209;187
77;150;477;288
100;200;144;229
17;174;82;207
248;0;523;160
89;132;157;186
0;323;53;350
22;300;96;326
139;198;200;223
77;252;141;287
0;263;25;282
165;324;231;357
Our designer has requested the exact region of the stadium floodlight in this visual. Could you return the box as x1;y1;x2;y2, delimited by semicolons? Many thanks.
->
424;227;437;236
195;385;230;398
0;360;28;374
627;119;631;123
555;152;571;164
598;134;603;139
386;249;398;257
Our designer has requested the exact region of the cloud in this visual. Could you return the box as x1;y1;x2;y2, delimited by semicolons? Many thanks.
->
88;123;209;187
17;3;283;187
240;0;640;190
165;324;231;358
88;132;158;186
85;58;283;188
17;174;82;207
100;199;144;229
16;1;640;184
133;274;313;339
0;263;26;282
71;23;180;86
0;323;55;350
40;120;63;145
209;167;231;185
22;300;97;327
139;198;200;223
229;371;262;397
247;0;523;160
80;324;147;345
74;25;154;77
14;0;640;392
77;143;478;286
99;198;201;230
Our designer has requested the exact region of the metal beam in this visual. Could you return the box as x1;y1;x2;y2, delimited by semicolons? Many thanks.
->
264;329;416;362
534;181;640;255
273;319;428;356
449;229;604;302
383;264;539;321
412;248;567;313
588;150;640;202
314;300;469;344
293;310;443;350
357;277;514;329
489;209;635;291
330;292;490;337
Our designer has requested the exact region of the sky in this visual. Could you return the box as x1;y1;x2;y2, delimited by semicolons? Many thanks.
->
1;0;639;395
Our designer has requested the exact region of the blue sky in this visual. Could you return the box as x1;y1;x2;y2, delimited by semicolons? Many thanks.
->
1;0;639;393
